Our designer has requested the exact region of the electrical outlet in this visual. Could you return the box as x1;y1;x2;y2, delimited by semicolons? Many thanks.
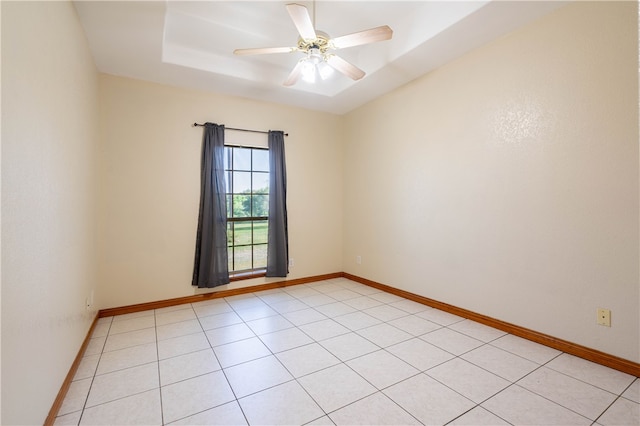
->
597;308;611;327
289;258;295;267
356;255;362;264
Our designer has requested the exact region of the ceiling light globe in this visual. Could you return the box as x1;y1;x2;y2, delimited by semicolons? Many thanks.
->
301;60;317;83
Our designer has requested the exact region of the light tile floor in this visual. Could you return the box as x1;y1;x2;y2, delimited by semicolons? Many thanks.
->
55;277;640;425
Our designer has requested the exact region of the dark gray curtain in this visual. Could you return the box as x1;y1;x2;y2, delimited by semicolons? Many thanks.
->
266;131;289;277
192;123;230;287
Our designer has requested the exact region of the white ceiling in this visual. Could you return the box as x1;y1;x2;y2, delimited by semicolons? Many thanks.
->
74;1;567;115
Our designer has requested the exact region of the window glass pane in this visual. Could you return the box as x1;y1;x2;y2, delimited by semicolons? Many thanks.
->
225;170;231;193
253;149;269;172
233;147;251;171
226;195;232;218
252;171;269;193
224;146;231;170
233;245;252;271
233;171;251;193
232;195;251;217
252;195;269;217
254;244;267;269
228;247;234;271
227;222;234;246
234;221;252;246
254;220;268;244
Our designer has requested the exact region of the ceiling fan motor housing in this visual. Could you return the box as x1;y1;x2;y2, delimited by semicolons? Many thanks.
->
297;30;331;54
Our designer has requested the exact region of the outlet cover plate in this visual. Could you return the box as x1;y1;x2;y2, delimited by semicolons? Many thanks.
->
597;308;611;327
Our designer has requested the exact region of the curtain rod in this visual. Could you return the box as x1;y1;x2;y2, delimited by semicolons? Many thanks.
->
192;122;288;137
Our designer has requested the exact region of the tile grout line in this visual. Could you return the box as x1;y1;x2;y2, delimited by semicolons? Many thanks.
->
60;280;639;425
465;343;613;426
285;282;390;424
258;284;346;422
64;316;161;419
466;355;563;423
519;351;630;424
591;394;623;426
153;308;165;425
296;284;430;422
234;285;342;423
309;281;473;422
252;281;387;422
72;316;113;425
245;282;624;423
375;311;593;424
193;300;252;426
423;331;593;423
542;359;636;396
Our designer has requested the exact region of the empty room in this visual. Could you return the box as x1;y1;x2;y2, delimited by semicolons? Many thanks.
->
2;0;638;425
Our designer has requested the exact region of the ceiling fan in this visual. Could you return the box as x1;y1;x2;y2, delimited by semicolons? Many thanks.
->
233;3;393;86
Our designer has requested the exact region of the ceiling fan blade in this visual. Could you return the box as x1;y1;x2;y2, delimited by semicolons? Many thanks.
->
234;46;296;56
283;60;305;86
330;25;393;49
326;55;365;81
286;3;316;41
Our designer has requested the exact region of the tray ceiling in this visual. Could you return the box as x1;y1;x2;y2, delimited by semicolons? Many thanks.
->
74;1;567;115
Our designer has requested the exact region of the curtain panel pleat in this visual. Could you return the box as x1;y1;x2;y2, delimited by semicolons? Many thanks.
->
192;123;230;287
266;131;289;277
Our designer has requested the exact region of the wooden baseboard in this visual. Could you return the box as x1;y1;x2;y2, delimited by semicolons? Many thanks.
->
44;313;100;426
344;272;640;377
99;272;343;318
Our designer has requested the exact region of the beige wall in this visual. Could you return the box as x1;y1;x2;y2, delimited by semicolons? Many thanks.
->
1;1;100;424
343;1;639;362
98;75;344;309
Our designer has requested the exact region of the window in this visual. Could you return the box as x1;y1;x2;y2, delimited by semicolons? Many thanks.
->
224;146;269;273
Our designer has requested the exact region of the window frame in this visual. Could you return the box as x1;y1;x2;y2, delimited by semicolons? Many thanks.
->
224;144;270;278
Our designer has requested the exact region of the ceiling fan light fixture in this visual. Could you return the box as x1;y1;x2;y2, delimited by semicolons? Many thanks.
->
301;47;331;83
308;47;322;64
317;61;334;80
301;59;317;83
